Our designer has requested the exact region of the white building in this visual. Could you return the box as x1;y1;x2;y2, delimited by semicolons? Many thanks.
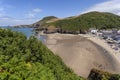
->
89;28;98;34
117;30;120;34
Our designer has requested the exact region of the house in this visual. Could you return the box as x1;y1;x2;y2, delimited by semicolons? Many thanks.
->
96;32;103;37
117;30;120;34
89;28;98;34
100;30;113;34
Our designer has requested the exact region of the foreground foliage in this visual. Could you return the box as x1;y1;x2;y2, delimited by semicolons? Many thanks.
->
88;69;120;80
0;28;84;80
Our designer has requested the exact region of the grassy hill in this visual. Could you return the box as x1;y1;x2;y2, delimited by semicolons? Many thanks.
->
33;16;58;27
34;11;120;33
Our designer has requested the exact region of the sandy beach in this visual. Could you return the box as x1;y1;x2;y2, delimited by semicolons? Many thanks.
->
45;33;120;78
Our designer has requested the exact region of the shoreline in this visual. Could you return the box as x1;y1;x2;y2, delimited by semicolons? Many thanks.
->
44;33;120;77
88;38;120;71
80;34;120;63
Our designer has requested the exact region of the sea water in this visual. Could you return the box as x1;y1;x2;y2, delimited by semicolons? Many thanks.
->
0;26;46;42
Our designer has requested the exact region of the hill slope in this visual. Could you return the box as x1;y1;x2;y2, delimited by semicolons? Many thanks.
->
33;16;58;27
35;11;120;33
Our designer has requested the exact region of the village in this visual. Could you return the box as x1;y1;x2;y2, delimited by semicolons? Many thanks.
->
89;28;120;54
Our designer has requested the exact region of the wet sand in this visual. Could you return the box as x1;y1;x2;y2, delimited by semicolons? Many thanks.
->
45;33;120;78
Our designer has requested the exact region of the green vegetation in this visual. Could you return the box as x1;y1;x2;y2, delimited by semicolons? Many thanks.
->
0;28;84;80
40;16;58;23
36;12;120;33
88;69;120;80
33;16;58;27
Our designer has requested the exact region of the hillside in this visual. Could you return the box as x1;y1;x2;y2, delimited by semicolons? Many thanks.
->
33;16;58;27
34;11;120;33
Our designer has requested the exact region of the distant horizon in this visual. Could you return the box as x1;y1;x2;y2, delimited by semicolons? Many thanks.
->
0;0;120;26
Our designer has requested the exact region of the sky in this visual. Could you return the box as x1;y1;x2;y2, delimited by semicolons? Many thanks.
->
0;0;120;26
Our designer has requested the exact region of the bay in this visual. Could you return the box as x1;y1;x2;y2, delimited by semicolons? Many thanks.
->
0;26;46;42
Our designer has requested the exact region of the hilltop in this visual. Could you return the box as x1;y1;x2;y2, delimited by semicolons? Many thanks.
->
34;11;120;34
33;16;58;27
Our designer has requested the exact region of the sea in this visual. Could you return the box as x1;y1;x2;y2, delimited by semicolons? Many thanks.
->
0;26;46;42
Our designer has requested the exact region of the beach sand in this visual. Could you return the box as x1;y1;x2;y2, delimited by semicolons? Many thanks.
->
45;33;120;78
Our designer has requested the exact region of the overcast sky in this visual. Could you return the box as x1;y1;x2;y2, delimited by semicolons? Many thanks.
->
0;0;120;26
